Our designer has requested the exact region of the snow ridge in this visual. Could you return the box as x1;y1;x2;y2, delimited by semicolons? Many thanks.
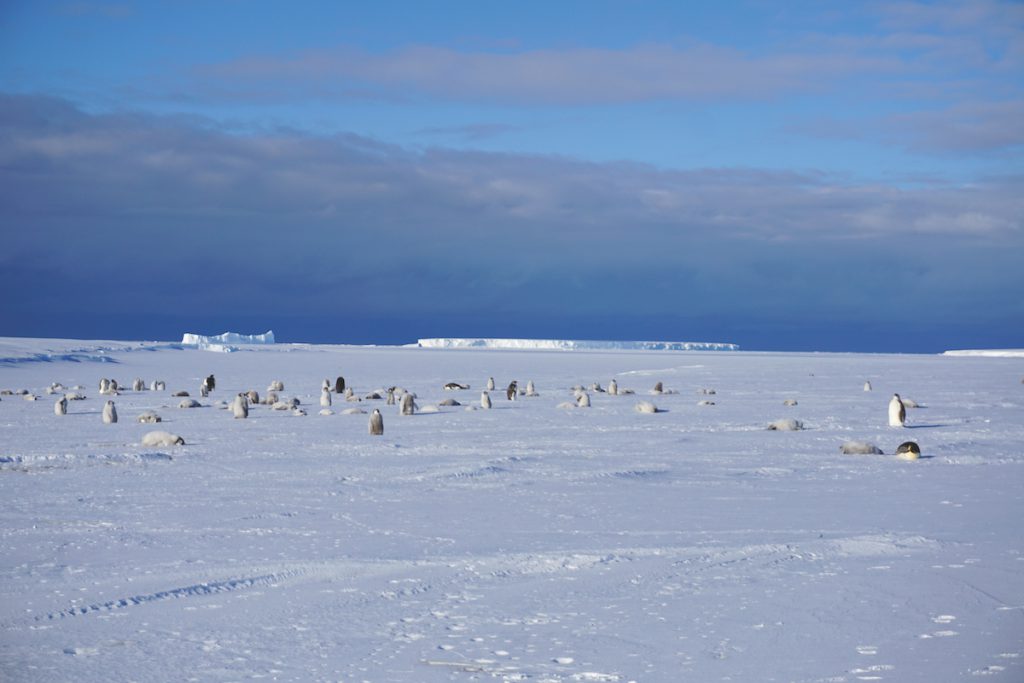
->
417;338;739;351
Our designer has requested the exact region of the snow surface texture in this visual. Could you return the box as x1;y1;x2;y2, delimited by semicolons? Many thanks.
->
181;330;276;353
1;338;1023;682
418;338;739;351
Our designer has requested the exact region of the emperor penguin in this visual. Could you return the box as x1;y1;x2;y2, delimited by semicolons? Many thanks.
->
864;381;872;392
369;408;384;435
400;392;416;416
652;381;663;394
895;441;921;460
481;391;492;409
320;387;332;408
102;400;118;424
525;380;537;396
132;378;145;392
608;379;619;396
246;390;260;405
54;396;68;416
335;376;346;393
506;381;518;401
141;430;185;447
486;377;495;391
577;391;591;408
200;382;210;398
205;374;216;391
888;393;906;427
386;388;395;405
232;393;249;419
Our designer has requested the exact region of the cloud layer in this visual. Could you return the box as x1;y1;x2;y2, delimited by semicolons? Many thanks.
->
1;95;1021;350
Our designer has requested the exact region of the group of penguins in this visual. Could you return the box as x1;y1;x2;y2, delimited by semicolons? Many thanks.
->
32;373;922;457
832;382;921;460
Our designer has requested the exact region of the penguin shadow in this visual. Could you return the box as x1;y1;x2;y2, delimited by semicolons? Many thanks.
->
904;423;949;429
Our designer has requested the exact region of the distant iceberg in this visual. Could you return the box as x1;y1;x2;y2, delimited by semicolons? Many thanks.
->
181;330;276;353
417;338;739;352
943;349;1024;358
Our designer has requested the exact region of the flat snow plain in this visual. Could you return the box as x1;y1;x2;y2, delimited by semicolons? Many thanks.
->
1;337;1022;682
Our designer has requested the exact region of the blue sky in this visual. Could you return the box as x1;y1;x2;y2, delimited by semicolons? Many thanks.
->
1;1;1021;351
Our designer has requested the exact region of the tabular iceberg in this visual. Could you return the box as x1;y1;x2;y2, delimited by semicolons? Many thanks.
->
181;330;276;352
417;338;739;351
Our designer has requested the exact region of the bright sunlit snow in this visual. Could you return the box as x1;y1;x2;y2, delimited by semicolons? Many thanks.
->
1;337;1022;682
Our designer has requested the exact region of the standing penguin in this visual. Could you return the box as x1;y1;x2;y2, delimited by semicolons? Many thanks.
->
481;391;492;409
232;393;249;419
608;379;619;396
102;400;118;424
486;377;495;391
400;392;416;416
369;408;384;435
506;381;518;401
334;376;346;394
888;393;906;427
320;387;332;408
864;381;873;392
386;388;395;405
54;396;68;416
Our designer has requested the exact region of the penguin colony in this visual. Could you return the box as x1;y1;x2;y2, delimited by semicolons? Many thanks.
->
14;364;935;460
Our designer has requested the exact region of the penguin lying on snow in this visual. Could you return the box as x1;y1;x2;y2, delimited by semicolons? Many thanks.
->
141;431;185;447
840;440;883;455
895;441;921;460
767;418;803;431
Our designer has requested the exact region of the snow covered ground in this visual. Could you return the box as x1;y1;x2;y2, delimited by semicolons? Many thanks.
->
1;337;1022;682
